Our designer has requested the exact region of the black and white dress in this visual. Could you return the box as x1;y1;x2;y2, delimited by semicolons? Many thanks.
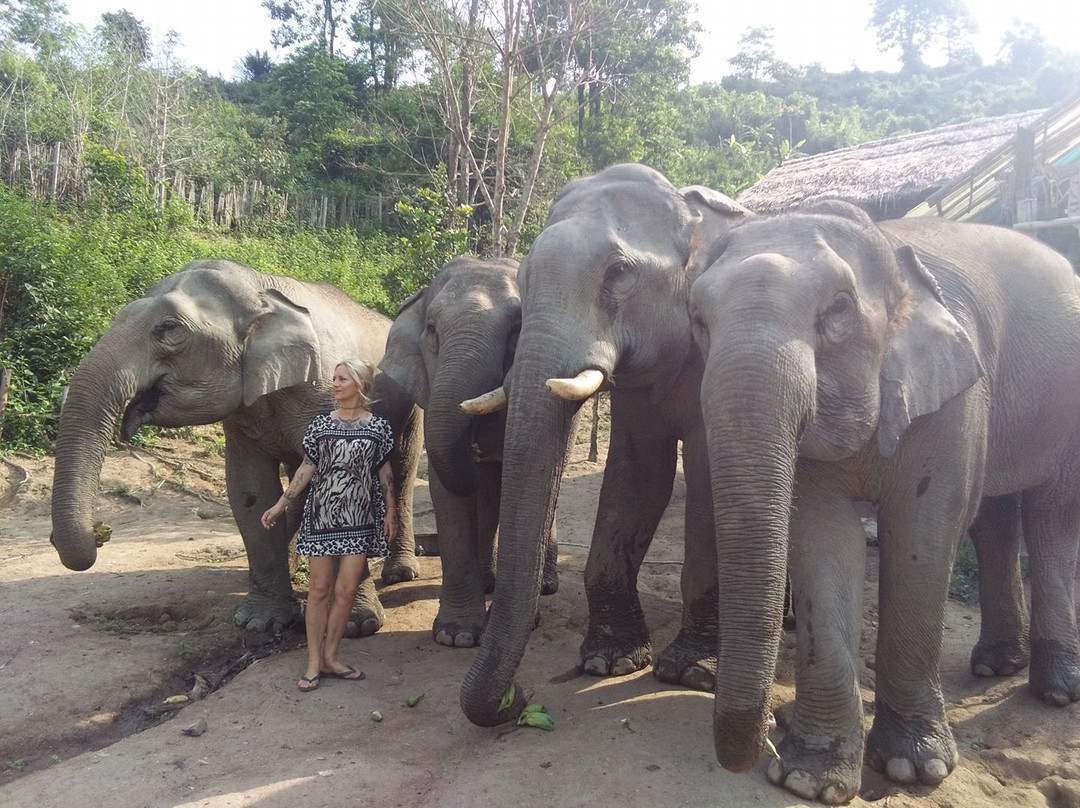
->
296;412;394;559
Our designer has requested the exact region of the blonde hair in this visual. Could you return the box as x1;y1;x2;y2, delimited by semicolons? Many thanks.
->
336;357;378;408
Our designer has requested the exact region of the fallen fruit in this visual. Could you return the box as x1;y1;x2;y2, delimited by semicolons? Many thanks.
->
371;710;383;722
517;710;555;731
498;683;516;711
406;694;423;707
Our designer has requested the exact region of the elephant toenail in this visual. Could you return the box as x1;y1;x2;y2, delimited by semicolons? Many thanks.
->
454;632;475;647
610;658;637;676
886;757;917;783
583;657;608;676
785;770;820;800
767;758;784;784
435;630;453;646
922;759;949;783
822;784;849;805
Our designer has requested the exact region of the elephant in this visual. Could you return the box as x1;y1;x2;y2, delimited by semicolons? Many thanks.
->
50;259;423;633
687;202;1080;803
458;163;752;726
379;255;560;647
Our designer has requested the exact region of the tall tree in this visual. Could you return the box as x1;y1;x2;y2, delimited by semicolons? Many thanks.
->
0;0;72;54
349;0;412;96
870;0;975;72
728;26;778;81
263;0;352;56
97;9;150;63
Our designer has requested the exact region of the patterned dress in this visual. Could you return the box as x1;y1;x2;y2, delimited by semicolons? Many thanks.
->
296;412;394;558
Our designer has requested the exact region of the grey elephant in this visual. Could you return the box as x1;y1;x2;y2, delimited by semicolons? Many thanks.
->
688;203;1080;803
50;259;423;633
379;256;559;647
458;164;751;725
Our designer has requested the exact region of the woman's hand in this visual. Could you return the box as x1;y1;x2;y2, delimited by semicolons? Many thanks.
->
382;510;397;541
261;501;286;529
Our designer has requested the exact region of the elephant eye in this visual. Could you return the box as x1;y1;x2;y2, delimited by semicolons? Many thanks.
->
817;293;857;345
603;260;639;298
153;318;184;343
423;321;439;353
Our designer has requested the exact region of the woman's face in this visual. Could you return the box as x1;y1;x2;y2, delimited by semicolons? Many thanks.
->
332;366;362;405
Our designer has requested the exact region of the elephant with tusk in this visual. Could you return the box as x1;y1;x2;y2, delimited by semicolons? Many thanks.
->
50;259;423;633
380;256;559;648
457;163;752;728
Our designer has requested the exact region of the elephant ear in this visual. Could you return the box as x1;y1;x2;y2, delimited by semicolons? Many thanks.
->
679;185;753;278
242;288;321;407
877;245;984;457
379;288;430;408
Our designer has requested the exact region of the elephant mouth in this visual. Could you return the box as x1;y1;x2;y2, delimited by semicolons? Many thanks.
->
120;378;165;441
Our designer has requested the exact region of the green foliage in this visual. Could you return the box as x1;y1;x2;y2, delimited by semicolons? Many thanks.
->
388;167;472;302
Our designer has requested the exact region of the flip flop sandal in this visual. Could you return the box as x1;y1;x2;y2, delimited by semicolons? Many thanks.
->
322;667;365;681
297;674;321;692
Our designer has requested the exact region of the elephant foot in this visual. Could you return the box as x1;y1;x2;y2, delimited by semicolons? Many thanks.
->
970;636;1030;677
865;699;957;787
579;624;652;677
232;593;298;632
343;598;385;638
433;607;487;648
1028;639;1080;705
381;552;420;585
653;632;716;691
767;731;864;805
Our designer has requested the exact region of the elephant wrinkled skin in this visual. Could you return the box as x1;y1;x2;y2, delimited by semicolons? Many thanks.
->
379;256;559;648
458;164;751;728
690;205;1080;803
50;260;423;633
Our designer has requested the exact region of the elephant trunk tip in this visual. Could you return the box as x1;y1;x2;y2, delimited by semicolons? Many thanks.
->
49;531;99;571
714;710;767;773
460;677;528;728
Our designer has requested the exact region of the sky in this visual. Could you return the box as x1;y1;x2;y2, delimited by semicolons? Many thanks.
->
62;0;1073;82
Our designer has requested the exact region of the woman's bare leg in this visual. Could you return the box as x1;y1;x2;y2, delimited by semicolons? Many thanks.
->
301;556;335;688
323;554;368;675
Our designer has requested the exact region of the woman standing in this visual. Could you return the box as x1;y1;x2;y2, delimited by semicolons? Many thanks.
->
261;358;397;692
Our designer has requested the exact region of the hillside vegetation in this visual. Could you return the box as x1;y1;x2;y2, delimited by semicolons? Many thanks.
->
2;0;1077;450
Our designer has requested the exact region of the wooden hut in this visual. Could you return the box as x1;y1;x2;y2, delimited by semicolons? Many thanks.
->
736;92;1080;265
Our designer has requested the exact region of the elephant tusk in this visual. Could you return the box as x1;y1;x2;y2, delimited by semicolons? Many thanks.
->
546;369;604;401
460;387;508;415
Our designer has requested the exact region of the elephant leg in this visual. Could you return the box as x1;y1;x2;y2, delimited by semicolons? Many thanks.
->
223;426;299;632
580;391;678;677
1021;486;1080;705
654;434;717;691
430;470;488;648
382;401;423;584
969;494;1030;677
477;462;500;595
768;472;867;804
865;417;983;788
344;561;385;638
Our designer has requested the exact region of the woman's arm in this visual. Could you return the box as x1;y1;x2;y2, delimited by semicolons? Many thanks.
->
260;458;316;529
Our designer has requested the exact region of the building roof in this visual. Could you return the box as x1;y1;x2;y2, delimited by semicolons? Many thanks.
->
736;109;1047;220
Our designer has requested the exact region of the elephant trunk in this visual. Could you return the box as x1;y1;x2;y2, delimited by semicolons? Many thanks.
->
704;333;813;772
50;333;142;570
425;333;506;498
459;321;583;725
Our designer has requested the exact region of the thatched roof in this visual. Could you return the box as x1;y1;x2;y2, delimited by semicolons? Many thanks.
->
737;110;1047;220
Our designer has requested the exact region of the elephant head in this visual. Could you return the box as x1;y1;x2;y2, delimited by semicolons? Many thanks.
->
51;259;322;571
459;163;751;726
687;203;982;772
379;256;520;497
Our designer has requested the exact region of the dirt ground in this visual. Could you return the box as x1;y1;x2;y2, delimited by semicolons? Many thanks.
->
2;426;1080;808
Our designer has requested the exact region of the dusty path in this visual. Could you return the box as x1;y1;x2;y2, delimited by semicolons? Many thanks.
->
1;430;1079;807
